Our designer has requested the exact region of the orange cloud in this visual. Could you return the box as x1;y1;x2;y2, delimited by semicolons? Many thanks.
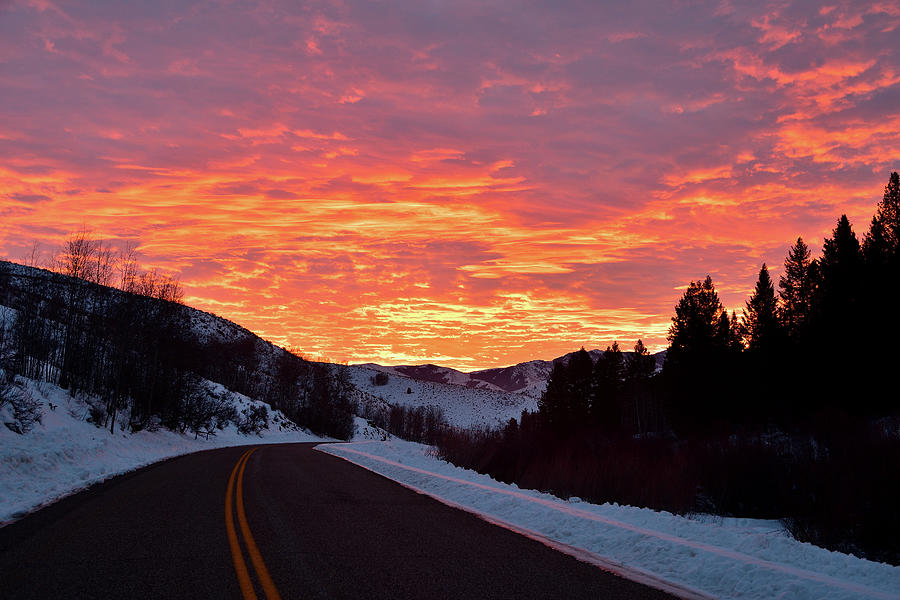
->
1;0;898;370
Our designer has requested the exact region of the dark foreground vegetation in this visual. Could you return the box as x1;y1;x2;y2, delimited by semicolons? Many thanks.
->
438;173;900;565
359;399;446;444
0;233;354;440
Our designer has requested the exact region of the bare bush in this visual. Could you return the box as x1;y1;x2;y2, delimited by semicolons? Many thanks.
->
238;404;269;435
3;384;43;434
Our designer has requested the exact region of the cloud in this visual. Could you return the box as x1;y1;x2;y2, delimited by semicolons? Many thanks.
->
7;193;52;203
0;0;897;369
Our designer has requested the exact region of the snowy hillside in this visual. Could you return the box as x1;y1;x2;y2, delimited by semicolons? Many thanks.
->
0;260;359;440
347;364;538;429
0;375;327;523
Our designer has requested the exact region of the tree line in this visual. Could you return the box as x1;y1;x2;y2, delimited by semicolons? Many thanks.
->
437;172;900;564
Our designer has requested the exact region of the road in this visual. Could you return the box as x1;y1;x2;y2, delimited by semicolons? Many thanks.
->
0;443;678;599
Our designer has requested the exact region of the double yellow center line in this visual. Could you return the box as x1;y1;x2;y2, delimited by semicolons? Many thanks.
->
225;448;282;600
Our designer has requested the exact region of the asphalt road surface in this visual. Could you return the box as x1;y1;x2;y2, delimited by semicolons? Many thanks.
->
0;443;679;599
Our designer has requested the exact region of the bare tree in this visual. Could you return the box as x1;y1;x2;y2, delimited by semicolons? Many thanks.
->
155;274;183;303
22;240;42;268
57;229;99;281
118;241;140;293
91;242;115;287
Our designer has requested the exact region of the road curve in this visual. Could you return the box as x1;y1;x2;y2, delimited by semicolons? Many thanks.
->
0;443;678;599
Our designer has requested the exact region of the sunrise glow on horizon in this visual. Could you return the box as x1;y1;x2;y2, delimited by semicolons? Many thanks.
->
2;0;899;371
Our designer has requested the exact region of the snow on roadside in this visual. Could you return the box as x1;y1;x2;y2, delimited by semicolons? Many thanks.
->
351;416;389;441
0;378;326;524
318;439;900;600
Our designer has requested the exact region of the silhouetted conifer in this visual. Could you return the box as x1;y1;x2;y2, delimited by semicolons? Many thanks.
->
810;216;868;414
567;347;594;427
742;264;781;353
664;275;725;369
664;276;735;431
715;310;744;354
591;342;623;430
819;215;862;308
863;216;891;269
538;360;570;433
859;174;900;415
874;171;900;253
778;237;817;339
625;339;655;381
623;339;660;435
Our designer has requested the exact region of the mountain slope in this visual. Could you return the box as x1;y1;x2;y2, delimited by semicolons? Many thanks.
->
347;364;538;429
359;348;666;399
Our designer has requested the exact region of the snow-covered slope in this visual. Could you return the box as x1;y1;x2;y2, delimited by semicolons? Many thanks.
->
347;364;537;429
0;376;326;523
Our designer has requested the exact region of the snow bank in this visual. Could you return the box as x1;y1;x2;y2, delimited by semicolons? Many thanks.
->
318;440;900;600
0;379;326;524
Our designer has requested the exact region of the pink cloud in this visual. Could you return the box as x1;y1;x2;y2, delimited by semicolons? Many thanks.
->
1;0;898;369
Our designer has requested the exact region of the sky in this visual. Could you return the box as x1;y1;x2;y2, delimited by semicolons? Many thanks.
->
1;0;899;371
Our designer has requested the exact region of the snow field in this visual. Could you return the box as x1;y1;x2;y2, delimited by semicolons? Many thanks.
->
318;439;900;600
347;364;537;429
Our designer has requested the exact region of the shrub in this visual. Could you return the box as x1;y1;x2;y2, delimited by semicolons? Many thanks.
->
4;385;43;434
238;404;269;435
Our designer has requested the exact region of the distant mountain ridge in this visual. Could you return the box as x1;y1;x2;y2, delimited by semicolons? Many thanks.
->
358;348;666;399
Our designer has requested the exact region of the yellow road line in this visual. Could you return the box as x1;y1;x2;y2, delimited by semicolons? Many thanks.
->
226;448;258;600
226;447;283;600
236;448;283;600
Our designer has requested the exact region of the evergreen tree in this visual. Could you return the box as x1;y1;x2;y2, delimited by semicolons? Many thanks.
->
664;276;742;431
538;360;571;433
810;216;867;415
625;339;655;381
818;215;862;317
742;264;780;352
778;237;817;338
715;310;744;353
664;275;725;369
591;342;623;429
566;347;594;426
623;340;659;434
874;171;900;253
859;174;900;416
862;215;891;269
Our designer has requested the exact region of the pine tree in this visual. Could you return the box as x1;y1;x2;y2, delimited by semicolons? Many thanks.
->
566;347;594;426
538;350;594;434
862;215;891;269
778;237;816;338
623;339;659;436
664;275;724;370
715;310;744;353
591;342;624;429
809;215;866;415
664;276;740;431
742;264;780;352
818;215;862;317
538;360;569;432
859;174;900;416
874;171;900;253
625;339;655;381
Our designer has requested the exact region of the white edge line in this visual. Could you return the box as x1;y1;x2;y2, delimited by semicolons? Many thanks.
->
315;443;713;600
